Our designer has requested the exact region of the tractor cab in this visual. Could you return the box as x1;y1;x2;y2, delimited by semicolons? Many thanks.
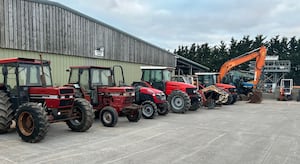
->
67;66;118;105
139;66;200;113
140;66;173;92
0;58;72;110
67;65;141;127
195;72;236;90
0;57;93;143
195;72;218;88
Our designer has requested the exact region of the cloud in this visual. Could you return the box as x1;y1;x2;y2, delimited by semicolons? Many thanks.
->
51;0;300;50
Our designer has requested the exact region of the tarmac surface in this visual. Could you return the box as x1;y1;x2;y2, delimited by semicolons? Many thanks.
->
1;99;300;164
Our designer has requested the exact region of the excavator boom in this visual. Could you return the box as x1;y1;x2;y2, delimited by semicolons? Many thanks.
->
218;46;267;89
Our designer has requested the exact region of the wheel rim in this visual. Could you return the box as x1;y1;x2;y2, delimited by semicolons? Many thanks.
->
102;111;112;124
171;96;184;110
142;104;154;117
70;107;83;125
18;112;34;136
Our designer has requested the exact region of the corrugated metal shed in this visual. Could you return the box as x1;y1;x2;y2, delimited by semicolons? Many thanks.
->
0;0;176;67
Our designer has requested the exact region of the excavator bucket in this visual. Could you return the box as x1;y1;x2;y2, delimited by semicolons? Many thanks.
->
248;90;262;103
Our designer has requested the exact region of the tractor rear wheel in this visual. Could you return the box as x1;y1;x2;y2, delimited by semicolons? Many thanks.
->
127;110;141;122
167;90;191;113
157;102;169;115
100;106;118;127
66;98;93;132
0;91;14;134
16;103;49;143
141;100;157;119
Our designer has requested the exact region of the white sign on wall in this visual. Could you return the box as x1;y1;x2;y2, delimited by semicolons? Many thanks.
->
95;47;105;57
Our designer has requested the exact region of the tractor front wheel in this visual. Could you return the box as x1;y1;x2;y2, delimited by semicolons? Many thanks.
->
0;91;14;134
206;97;216;109
224;94;233;105
127;110;141;122
100;106;118;127
16;103;49;143
167;90;191;113
157;102;169;115
141;101;157;119
66;98;93;132
189;92;201;111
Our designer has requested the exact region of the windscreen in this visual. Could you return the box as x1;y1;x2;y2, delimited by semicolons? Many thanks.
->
162;70;172;81
91;68;112;86
198;75;215;86
18;64;52;86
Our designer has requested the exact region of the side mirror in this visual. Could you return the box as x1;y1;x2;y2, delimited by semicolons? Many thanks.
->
2;66;7;76
66;69;70;72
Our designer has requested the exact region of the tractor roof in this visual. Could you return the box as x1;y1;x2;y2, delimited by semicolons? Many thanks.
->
70;66;110;69
0;57;50;65
195;72;219;75
140;66;175;70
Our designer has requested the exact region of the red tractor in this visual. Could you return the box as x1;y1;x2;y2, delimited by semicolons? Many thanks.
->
195;72;237;105
134;86;169;119
0;57;93;143
65;65;141;127
132;66;201;113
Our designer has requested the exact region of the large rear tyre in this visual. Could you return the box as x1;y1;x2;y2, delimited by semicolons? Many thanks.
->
66;98;93;132
127;110;142;122
0;91;14;134
100;106;118;127
141;100;157;119
157;102;169;115
16;103;49;143
167;90;191;113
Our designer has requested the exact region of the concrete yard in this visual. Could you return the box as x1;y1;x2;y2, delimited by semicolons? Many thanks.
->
1;99;300;164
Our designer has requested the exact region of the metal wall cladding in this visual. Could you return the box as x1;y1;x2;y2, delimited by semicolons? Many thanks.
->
0;0;176;67
0;48;146;86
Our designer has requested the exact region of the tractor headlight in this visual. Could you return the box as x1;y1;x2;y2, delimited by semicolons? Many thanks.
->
156;92;166;101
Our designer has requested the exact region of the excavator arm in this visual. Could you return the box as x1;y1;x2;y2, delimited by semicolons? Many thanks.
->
217;46;267;89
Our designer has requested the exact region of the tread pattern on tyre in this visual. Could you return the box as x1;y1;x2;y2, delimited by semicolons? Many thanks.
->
67;98;94;131
157;102;169;115
141;100;157;119
189;92;201;111
0;91;13;134
16;102;49;143
100;106;118;127
127;109;141;122
167;90;191;113
224;94;233;105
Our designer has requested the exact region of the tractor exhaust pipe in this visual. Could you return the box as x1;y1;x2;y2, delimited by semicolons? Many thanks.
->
39;54;46;87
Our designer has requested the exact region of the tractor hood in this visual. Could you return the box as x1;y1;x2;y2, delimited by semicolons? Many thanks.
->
215;83;236;89
165;81;197;96
97;86;135;93
166;81;196;88
29;86;74;95
139;87;163;95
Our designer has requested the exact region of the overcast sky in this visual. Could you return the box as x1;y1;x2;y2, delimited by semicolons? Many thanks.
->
51;0;300;51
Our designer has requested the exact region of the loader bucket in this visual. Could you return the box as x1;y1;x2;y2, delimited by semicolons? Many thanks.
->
248;90;262;103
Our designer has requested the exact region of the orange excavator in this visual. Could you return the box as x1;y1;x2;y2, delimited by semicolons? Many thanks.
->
217;46;267;103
